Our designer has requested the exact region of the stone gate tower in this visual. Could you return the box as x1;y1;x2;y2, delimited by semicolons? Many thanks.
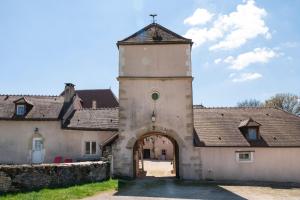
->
113;23;202;179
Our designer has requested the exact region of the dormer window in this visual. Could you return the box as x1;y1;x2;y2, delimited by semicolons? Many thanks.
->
239;118;261;141
13;97;33;117
16;104;26;116
246;128;258;140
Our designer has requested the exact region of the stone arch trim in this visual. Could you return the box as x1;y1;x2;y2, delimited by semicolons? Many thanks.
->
125;125;186;149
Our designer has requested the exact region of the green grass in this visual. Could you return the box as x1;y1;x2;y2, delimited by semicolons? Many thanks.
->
1;179;118;200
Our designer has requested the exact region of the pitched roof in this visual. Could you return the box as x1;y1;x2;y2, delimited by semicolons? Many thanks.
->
238;118;261;128
193;107;300;147
13;97;34;105
0;88;118;128
0;95;64;120
67;108;118;130
75;89;119;108
100;133;118;148
117;23;192;46
60;89;119;109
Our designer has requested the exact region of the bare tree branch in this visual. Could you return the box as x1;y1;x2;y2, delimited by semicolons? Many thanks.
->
237;99;263;107
265;93;300;116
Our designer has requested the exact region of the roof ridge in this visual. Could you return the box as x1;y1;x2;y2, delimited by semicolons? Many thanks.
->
154;23;192;41
78;107;119;111
75;89;111;92
272;107;300;119
193;105;205;108
193;106;275;109
117;22;192;45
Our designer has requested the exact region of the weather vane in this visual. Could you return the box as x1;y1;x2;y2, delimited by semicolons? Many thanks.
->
150;14;157;23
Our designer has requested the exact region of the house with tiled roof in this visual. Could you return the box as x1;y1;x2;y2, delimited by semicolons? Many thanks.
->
0;84;118;164
1;22;300;183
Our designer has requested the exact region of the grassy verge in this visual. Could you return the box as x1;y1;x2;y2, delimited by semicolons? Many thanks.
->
1;179;118;200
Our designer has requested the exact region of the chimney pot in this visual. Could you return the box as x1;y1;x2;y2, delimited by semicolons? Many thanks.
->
64;83;75;103
65;83;75;87
92;100;97;109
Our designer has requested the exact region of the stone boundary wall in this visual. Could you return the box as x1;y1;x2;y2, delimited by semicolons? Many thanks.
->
0;161;110;193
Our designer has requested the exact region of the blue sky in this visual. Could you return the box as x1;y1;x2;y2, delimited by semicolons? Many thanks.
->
0;0;299;106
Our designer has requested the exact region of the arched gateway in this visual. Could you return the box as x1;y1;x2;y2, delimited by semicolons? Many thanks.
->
112;22;202;179
133;132;180;178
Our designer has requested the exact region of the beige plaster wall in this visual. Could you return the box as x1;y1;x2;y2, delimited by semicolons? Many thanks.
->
0;120;114;164
119;78;192;131
200;147;300;183
114;78;200;179
119;44;192;77
114;43;202;179
143;135;174;160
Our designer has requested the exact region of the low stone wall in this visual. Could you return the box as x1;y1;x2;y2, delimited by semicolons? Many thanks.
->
0;161;110;193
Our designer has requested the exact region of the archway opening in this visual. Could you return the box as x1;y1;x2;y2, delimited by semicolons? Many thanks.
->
133;132;179;179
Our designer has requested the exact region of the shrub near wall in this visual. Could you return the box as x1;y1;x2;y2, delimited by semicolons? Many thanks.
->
0;161;110;193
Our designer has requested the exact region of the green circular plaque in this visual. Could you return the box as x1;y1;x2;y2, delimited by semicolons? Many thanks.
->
151;92;159;101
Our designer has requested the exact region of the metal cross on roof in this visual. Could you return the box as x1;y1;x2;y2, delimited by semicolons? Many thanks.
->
149;14;157;23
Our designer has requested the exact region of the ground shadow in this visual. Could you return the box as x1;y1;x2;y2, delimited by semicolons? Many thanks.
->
115;178;247;200
206;180;300;189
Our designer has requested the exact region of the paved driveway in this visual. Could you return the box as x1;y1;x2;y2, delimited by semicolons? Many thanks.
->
84;178;300;200
143;160;174;177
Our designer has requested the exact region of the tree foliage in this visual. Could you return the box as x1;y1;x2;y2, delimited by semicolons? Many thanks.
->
237;99;263;107
237;94;300;116
265;93;300;116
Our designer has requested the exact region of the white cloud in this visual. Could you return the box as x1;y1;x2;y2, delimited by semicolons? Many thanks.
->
184;8;214;26
224;48;278;70
214;58;222;64
232;72;262;82
184;27;222;47
184;0;271;50
223;56;234;63
210;0;270;50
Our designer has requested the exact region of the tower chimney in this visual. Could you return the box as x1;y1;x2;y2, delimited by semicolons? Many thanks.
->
92;100;97;109
64;83;75;103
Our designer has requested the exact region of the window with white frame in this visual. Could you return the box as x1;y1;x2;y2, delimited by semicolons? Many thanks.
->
236;151;254;163
16;104;26;116
85;141;97;155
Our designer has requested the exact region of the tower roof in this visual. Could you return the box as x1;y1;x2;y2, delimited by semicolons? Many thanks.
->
117;23;192;46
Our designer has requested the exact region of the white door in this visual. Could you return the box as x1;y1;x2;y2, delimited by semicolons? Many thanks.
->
32;138;44;164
